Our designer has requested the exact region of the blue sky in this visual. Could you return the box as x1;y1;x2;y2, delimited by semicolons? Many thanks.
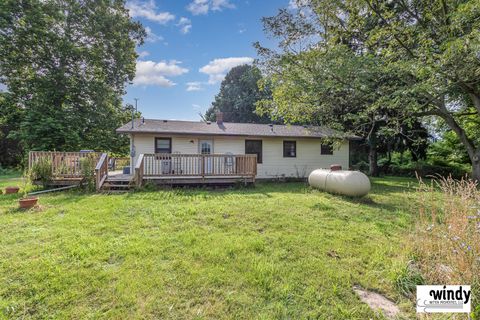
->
124;0;288;120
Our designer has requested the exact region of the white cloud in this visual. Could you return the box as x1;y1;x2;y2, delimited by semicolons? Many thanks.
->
211;0;235;11
145;26;163;43
186;81;203;91
187;0;235;15
187;0;209;15
177;17;192;34
127;0;175;24
199;57;253;84
138;50;150;58
134;60;189;87
192;104;202;110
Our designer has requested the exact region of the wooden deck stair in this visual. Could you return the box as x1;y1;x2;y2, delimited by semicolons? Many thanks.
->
100;176;134;193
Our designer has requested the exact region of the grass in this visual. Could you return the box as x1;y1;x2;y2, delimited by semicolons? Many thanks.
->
0;175;419;319
0;172;22;189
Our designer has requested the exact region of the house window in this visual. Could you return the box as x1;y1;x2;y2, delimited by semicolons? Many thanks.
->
283;141;296;157
155;137;172;153
245;140;262;163
321;143;334;155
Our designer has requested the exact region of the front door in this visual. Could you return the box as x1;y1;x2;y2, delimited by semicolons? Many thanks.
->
199;140;213;174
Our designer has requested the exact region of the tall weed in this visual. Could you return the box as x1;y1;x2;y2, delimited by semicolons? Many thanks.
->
414;176;479;317
29;157;52;186
80;155;96;192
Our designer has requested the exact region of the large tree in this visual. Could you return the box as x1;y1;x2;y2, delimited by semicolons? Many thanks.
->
0;0;144;155
204;64;272;123
0;92;23;167
256;0;480;180
256;36;428;175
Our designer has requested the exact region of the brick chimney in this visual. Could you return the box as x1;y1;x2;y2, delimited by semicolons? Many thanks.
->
216;112;224;125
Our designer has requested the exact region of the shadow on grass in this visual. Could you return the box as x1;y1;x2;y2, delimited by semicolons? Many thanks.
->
310;194;399;213
125;181;311;199
4;205;46;215
0;178;418;212
109;178;416;205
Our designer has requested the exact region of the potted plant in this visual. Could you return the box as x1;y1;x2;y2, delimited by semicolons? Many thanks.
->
18;171;38;209
5;186;20;194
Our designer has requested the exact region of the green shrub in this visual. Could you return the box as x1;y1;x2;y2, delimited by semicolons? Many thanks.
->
29;157;53;186
350;160;369;173
80;155;96;192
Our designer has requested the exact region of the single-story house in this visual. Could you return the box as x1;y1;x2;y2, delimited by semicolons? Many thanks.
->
116;112;354;181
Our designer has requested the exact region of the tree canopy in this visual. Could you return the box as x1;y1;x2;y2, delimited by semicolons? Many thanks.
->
255;0;480;179
0;92;23;167
204;64;272;123
0;0;145;164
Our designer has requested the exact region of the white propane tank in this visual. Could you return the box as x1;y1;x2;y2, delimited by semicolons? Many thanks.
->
308;167;371;197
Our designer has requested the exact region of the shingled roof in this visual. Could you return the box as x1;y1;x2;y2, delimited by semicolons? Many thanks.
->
117;119;355;139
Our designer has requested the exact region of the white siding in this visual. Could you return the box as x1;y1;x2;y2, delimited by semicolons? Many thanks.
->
258;137;349;179
131;134;199;167
130;133;349;178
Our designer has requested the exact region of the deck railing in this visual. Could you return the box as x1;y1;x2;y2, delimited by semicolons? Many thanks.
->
28;151;101;179
142;153;257;178
95;153;109;190
109;157;130;171
134;154;145;187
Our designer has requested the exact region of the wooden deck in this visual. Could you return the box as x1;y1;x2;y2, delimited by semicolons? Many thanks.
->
29;151;257;191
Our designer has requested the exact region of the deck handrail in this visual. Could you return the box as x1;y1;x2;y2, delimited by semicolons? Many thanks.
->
134;154;145;187
141;153;257;178
95;153;108;191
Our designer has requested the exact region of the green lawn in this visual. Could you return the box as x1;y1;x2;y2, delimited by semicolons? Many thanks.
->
0;175;418;319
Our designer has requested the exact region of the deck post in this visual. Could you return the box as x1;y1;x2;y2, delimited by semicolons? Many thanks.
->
134;154;145;188
28;151;32;171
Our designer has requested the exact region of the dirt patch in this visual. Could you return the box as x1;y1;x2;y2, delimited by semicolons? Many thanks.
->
353;286;400;319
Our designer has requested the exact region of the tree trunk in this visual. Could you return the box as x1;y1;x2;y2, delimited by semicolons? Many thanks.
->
472;152;480;182
469;93;480;116
368;145;379;176
436;101;480;182
366;120;379;177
